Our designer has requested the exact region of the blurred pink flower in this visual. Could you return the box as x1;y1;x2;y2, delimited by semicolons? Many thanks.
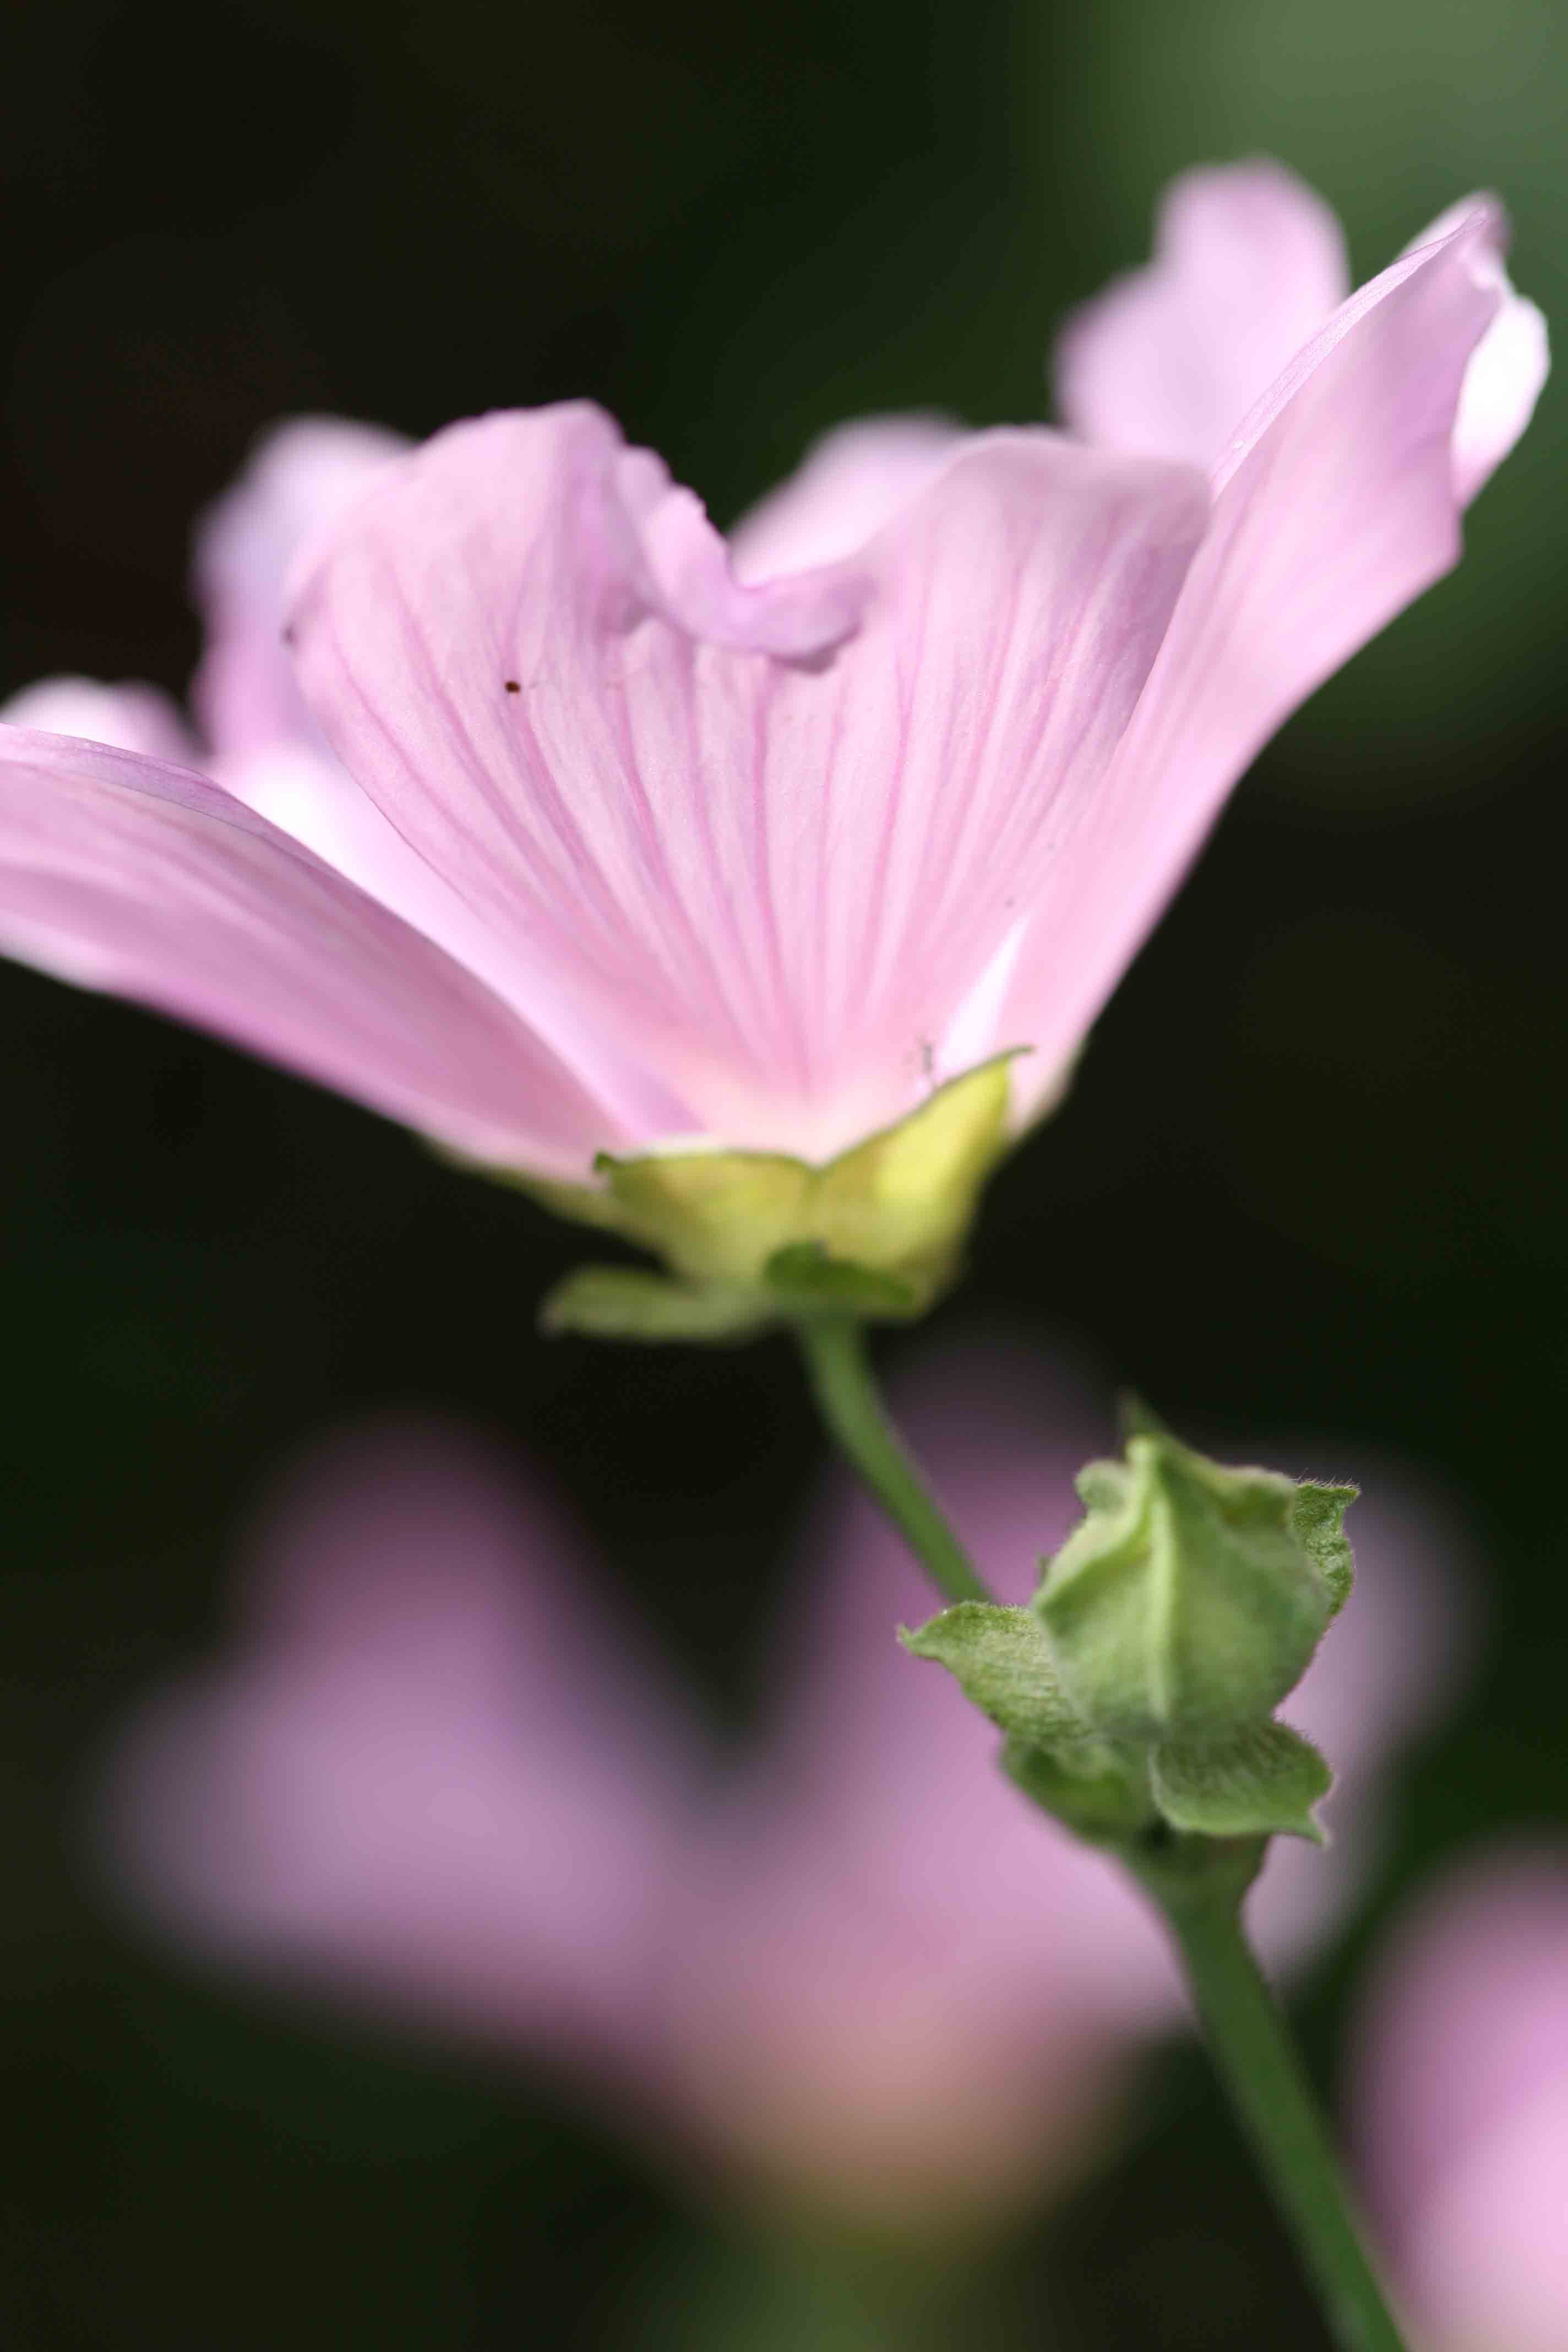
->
0;168;1544;1175
1349;1846;1568;2352
94;1337;1471;2231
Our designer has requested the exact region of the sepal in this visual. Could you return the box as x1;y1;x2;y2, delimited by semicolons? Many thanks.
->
522;1054;1020;1340
900;1601;1112;1760
1148;1722;1332;1844
1002;1735;1156;1843
764;1242;917;1317
538;1265;771;1342
901;1602;1155;1841
1288;1482;1357;1619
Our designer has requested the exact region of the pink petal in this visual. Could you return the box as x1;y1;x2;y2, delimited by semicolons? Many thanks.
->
1006;200;1538;1118
192;415;410;759
1;673;200;764
612;444;871;658
1349;1848;1568;2349
1453;269;1550;500
1351;1849;1568;2222
727;413;965;580
192;418;693;1137
290;402;1207;1157
0;730;624;1170
2;679;680;1142
214;739;694;1146
95;1419;701;2083
1407;199;1550;502
1054;161;1351;470
1401;2091;1568;2352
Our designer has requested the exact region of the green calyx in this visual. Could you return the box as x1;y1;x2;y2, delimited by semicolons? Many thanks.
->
902;1600;1331;1848
526;1054;1019;1342
902;1425;1356;1854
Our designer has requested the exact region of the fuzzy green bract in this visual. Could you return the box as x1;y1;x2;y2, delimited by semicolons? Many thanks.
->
1148;1723;1331;1844
903;1425;1357;1853
900;1604;1156;1841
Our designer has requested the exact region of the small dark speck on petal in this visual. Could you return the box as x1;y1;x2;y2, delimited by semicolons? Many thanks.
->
504;678;521;693
281;624;297;646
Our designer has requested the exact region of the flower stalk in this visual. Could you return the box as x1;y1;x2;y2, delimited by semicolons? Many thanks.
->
796;1318;993;1608
1155;1879;1409;2352
797;1319;1411;2352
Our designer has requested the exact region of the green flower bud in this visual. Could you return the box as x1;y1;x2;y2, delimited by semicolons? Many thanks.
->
1033;1429;1355;1743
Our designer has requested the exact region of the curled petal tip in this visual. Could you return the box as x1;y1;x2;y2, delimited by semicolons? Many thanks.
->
613;445;872;661
1454;286;1548;503
1408;194;1550;504
1410;192;1507;258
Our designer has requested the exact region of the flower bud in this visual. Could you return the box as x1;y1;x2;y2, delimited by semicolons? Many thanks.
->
1033;1429;1354;1742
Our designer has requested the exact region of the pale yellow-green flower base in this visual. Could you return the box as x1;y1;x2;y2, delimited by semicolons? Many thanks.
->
496;1053;1020;1342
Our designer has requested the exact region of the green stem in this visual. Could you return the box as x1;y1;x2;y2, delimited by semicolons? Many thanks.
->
794;1319;993;1605
794;1321;1411;2352
649;2223;1006;2352
1157;1888;1409;2352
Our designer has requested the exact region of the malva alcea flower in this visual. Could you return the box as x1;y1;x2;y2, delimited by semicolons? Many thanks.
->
0;167;1545;1322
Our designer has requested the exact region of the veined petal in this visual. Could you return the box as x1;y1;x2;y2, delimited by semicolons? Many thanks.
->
192;415;410;758
1054;160;1351;471
727;413;964;580
290;402;1207;1158
195;416;692;1139
1006;201;1539;1115
0;731;623;1170
1;673;200;764
216;740;695;1142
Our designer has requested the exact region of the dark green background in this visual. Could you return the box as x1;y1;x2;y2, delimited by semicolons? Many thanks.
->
1;0;1563;2343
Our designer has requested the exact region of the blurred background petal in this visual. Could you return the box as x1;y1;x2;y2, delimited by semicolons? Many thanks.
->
97;1418;703;2093
1348;1845;1568;2352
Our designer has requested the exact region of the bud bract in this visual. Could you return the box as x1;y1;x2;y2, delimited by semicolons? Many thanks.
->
1033;1430;1354;1742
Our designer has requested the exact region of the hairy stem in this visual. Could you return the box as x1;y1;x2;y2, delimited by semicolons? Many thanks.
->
794;1318;993;1606
1158;1887;1409;2352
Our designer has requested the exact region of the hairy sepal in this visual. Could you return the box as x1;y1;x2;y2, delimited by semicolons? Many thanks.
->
525;1054;1020;1340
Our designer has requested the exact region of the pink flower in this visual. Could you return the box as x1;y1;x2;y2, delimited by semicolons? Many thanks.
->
0;168;1543;1180
94;1337;1471;2231
1348;1847;1568;2352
